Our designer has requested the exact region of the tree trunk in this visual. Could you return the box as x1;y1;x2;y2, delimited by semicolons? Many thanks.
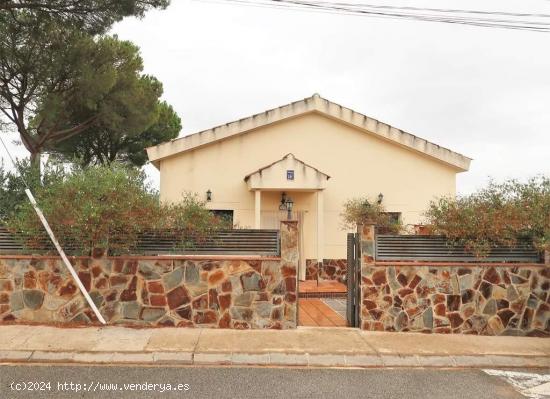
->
29;150;41;177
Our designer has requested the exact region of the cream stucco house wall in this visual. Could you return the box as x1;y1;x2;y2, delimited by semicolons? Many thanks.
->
147;94;471;279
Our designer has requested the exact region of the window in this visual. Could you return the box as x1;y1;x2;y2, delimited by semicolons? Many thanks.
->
210;210;234;225
378;212;401;234
286;170;294;180
382;212;401;224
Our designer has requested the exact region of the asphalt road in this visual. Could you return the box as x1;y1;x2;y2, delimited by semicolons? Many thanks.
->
0;364;543;399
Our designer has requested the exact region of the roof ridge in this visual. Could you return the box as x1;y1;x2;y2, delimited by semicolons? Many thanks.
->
166;94;319;146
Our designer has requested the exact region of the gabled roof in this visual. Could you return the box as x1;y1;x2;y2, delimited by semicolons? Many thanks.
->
244;153;330;191
147;94;472;171
244;153;330;181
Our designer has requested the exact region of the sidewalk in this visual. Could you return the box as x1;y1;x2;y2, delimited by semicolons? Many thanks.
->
0;325;548;368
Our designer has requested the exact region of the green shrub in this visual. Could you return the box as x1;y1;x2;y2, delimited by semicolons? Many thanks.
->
9;165;157;254
424;176;550;257
7;165;228;255
341;197;402;233
0;159;67;221
157;193;232;247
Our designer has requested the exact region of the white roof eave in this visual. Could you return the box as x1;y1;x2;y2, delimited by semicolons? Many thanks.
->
147;94;472;172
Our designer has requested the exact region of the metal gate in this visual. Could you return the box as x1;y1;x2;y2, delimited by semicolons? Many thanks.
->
346;232;361;328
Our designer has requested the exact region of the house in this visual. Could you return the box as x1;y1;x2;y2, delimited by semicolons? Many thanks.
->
146;94;471;280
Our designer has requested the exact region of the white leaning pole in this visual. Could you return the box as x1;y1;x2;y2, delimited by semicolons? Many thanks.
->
24;189;107;325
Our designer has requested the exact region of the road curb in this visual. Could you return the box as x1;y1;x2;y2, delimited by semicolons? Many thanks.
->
1;350;549;368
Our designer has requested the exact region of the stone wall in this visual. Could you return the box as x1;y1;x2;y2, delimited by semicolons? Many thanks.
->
0;221;299;329
359;225;550;337
305;259;347;283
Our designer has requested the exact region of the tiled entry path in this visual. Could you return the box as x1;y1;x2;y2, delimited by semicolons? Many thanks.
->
322;298;347;319
298;299;347;327
298;280;348;327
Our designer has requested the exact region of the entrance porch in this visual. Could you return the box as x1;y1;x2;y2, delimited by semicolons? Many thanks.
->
244;153;348;326
244;153;330;280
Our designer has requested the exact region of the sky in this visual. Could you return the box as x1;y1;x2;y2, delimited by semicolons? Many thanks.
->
2;0;550;194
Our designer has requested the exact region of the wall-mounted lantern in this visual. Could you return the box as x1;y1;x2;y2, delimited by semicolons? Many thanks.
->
279;192;287;210
278;192;294;219
206;189;212;202
285;196;294;220
377;192;384;204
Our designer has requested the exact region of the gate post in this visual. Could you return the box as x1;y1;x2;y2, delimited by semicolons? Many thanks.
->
280;220;299;327
360;224;376;264
358;224;376;330
346;233;356;327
